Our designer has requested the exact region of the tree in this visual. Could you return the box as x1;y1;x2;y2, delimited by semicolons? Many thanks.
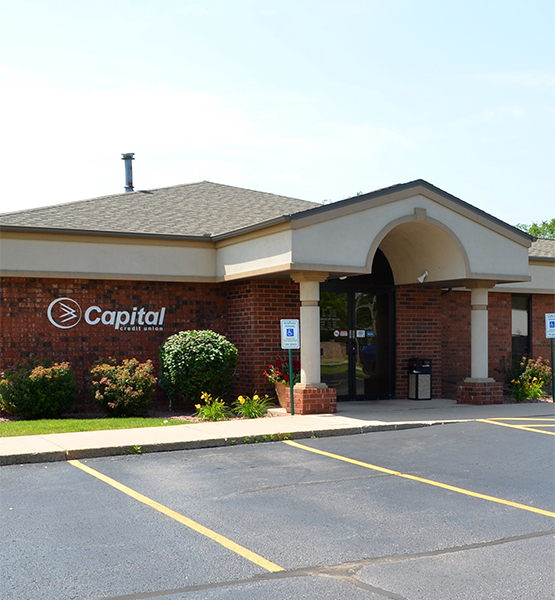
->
515;218;555;239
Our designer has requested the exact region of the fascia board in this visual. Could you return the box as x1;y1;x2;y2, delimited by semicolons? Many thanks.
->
0;270;217;282
0;224;213;243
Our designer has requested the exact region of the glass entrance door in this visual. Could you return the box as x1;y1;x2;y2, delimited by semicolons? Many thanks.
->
320;288;393;399
320;291;349;397
353;291;392;397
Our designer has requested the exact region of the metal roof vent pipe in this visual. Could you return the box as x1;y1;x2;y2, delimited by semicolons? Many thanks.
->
122;153;135;192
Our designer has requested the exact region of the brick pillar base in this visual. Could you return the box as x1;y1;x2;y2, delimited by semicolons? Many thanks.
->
283;386;337;414
457;379;503;405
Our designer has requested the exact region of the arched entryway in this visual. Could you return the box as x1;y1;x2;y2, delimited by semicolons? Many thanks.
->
288;182;531;411
320;250;395;399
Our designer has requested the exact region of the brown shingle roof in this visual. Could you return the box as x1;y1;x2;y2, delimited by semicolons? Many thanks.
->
0;181;319;238
529;238;555;261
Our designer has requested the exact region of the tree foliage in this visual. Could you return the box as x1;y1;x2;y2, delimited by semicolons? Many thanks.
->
516;218;555;239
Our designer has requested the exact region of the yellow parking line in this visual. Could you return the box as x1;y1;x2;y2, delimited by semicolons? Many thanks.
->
505;424;555;427
477;419;555;436
68;460;284;573
484;418;555;421
283;440;555;519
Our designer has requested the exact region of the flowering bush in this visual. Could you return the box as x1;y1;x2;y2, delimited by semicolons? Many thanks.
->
0;358;77;419
90;358;156;417
263;358;300;385
159;330;238;406
506;356;551;402
520;356;552;387
510;376;545;402
232;393;273;419
194;391;232;421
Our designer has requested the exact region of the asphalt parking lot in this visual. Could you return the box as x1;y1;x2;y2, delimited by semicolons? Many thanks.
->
2;417;554;600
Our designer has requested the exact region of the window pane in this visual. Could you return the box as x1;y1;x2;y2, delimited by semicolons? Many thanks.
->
511;295;530;357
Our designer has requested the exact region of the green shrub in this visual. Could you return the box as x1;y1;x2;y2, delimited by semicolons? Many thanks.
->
193;391;233;421
159;330;238;406
232;393;273;419
0;358;77;419
498;355;525;387
90;358;156;417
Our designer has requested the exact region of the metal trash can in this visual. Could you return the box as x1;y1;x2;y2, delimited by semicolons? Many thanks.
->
408;358;432;400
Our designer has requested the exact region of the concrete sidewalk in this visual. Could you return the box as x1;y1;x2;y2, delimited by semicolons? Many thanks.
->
1;399;553;466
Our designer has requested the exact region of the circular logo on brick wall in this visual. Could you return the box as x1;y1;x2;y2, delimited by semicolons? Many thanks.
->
47;298;82;329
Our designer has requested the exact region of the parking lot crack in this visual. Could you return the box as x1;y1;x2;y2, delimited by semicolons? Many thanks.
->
315;528;555;573
90;529;555;600
233;473;390;496
317;572;410;599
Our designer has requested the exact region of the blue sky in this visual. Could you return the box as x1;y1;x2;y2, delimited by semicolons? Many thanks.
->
1;0;553;226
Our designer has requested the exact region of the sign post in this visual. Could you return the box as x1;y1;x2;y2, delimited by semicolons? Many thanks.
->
546;314;555;402
281;319;300;415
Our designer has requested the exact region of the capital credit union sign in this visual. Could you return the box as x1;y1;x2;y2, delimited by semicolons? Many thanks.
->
47;297;167;332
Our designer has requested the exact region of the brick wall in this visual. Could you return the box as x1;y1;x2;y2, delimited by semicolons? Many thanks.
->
532;294;555;359
0;276;301;410
441;290;470;393
395;285;443;398
226;279;300;398
0;277;227;409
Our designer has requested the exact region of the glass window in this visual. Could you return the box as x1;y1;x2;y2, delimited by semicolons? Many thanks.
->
511;295;530;357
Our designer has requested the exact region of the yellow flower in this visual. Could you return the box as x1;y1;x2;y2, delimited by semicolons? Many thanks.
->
239;398;245;404
195;404;201;409
253;395;259;401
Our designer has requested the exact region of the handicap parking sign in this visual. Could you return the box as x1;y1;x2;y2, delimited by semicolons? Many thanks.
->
281;319;300;349
546;313;555;339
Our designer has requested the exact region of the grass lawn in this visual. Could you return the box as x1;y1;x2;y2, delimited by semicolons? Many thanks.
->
0;417;187;438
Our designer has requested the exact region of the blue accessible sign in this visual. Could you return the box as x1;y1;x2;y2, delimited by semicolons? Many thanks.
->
281;319;300;349
546;313;555;339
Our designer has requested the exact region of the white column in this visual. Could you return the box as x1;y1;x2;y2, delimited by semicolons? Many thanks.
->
468;286;494;381
292;272;328;388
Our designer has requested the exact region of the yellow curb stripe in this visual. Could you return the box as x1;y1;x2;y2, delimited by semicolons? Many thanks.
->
68;460;284;573
477;419;555;436
483;418;555;421
282;440;555;519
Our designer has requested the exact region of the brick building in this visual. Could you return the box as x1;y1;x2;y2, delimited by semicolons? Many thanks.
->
1;178;553;413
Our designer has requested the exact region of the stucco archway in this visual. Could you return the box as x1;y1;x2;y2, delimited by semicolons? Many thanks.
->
366;216;470;286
